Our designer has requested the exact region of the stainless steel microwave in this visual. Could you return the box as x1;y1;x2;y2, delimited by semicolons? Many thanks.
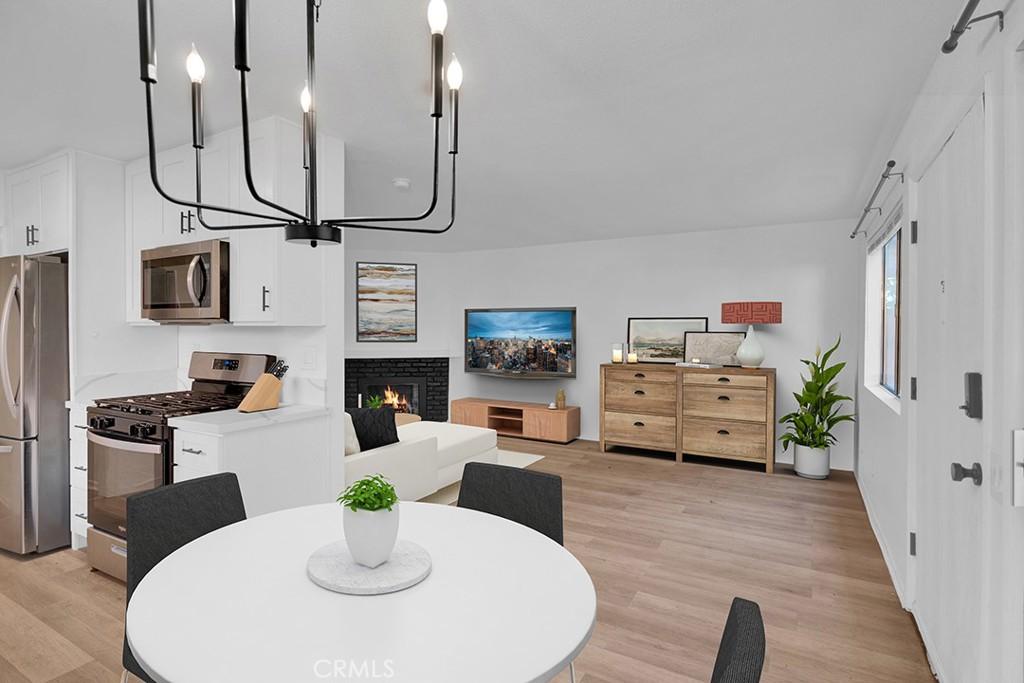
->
141;240;229;323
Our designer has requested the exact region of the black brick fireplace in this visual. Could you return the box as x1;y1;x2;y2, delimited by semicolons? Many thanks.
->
345;357;450;422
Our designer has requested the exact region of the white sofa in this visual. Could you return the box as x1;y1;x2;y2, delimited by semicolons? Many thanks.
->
344;418;499;501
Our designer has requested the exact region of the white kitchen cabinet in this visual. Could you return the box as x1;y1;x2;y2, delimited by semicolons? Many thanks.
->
3;154;71;255
169;405;333;516
124;117;342;326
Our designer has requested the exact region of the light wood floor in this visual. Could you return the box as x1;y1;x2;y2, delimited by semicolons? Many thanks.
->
0;439;932;682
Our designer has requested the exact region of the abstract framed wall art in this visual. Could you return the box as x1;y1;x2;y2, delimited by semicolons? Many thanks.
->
683;331;747;366
626;317;708;363
356;262;418;342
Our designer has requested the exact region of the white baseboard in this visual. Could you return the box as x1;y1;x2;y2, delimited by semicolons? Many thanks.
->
854;471;908;607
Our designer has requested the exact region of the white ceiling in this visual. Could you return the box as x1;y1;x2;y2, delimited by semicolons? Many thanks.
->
0;0;964;251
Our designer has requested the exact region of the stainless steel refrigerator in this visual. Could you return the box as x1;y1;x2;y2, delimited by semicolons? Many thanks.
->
0;255;69;554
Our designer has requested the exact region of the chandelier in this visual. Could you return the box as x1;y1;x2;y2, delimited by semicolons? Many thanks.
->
136;0;462;247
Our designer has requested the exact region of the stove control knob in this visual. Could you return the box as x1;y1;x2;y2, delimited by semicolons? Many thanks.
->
89;416;115;430
130;423;156;438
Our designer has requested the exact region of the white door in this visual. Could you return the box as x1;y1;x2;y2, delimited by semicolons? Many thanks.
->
914;96;986;681
231;126;278;323
160;147;197;243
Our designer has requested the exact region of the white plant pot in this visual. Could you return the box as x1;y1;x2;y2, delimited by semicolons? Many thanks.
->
343;504;400;568
793;445;830;479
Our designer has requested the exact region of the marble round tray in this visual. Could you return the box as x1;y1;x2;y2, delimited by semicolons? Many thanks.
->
306;539;432;595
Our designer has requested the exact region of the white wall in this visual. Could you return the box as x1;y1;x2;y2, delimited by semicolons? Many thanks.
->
349;218;862;469
853;4;1024;680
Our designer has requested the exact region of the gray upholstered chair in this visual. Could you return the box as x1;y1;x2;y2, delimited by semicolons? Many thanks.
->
710;597;766;683
457;462;573;678
121;473;247;683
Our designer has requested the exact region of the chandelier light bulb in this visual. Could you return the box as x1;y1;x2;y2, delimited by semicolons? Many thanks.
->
446;54;463;90
427;0;448;34
185;43;206;83
300;84;312;113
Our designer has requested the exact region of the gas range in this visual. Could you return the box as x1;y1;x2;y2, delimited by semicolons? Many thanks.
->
85;352;275;541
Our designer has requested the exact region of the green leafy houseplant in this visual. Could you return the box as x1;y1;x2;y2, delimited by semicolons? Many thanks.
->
779;337;855;451
337;474;398;512
365;394;385;409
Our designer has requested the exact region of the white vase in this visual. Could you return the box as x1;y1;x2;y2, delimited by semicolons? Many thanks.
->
735;325;765;368
343;504;400;568
793;445;830;479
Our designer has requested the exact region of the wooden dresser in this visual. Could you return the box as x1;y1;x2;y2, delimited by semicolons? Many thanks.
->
600;364;776;472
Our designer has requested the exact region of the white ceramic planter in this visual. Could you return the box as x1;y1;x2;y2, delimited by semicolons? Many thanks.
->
793;445;830;479
343;504;400;568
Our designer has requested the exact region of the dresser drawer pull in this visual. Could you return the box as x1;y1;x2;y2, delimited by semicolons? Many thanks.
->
717;395;731;401
633;389;646;395
633;421;645;427
633;372;646;379
717;377;731;383
717;429;730;436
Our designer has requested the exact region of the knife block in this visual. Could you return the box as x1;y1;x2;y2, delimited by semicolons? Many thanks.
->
238;374;282;413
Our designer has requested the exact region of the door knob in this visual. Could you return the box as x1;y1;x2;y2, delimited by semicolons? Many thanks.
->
951;462;983;486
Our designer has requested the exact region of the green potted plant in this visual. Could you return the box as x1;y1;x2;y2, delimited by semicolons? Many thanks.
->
365;394;385;409
337;474;399;568
779;337;855;479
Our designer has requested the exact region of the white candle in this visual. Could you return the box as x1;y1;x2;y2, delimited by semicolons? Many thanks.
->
612;349;623;363
627;352;638;364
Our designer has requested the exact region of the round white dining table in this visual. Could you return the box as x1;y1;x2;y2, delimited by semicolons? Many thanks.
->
126;502;596;683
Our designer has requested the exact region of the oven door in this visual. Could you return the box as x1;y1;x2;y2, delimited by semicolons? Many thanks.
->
140;240;229;323
87;431;166;538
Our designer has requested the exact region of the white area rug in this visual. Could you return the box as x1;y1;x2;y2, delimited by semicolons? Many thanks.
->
421;449;544;505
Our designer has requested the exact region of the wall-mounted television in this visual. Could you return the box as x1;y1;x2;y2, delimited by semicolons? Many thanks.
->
465;307;577;379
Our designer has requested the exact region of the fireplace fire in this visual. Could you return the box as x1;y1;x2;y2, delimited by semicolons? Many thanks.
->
382;386;411;413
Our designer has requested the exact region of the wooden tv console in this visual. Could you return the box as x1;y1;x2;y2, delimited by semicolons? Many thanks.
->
600;363;776;472
451;398;581;444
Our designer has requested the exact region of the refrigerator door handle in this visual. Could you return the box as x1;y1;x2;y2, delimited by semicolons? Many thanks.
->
0;275;20;410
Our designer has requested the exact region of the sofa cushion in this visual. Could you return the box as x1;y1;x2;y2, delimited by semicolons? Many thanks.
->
347;407;399;451
342;412;361;456
398;421;497;470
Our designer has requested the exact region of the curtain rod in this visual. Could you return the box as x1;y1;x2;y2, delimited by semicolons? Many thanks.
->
849;160;903;240
942;0;1004;54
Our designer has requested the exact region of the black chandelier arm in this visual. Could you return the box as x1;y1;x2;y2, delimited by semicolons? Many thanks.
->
142;82;290;223
192;149;289;231
322;118;444;224
237;71;309;222
330;154;456;234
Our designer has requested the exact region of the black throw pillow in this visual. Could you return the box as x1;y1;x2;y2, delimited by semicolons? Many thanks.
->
347;407;399;451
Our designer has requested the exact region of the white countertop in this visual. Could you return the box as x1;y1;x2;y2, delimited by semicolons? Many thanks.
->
168;404;330;436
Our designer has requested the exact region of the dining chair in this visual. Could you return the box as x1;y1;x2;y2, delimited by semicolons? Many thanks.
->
121;473;247;683
457;462;574;679
710;597;766;683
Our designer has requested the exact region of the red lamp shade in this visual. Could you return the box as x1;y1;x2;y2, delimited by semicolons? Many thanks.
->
721;301;782;325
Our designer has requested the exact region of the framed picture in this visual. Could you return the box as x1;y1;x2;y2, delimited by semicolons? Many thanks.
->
626;317;708;363
683;331;746;366
356;262;417;342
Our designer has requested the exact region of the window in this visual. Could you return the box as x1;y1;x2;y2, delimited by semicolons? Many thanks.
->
880;231;901;395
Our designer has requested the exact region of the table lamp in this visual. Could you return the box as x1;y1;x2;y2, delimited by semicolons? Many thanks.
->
721;301;782;368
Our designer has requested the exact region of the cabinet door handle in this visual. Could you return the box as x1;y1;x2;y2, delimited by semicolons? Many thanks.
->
187;211;196;232
717;429;730;436
73;465;87;472
717;395;731;401
181;447;204;455
633;389;646;396
74;512;87;520
261;286;270;311
25;225;30;247
179;211;186;234
717;377;731;383
633;421;645;427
